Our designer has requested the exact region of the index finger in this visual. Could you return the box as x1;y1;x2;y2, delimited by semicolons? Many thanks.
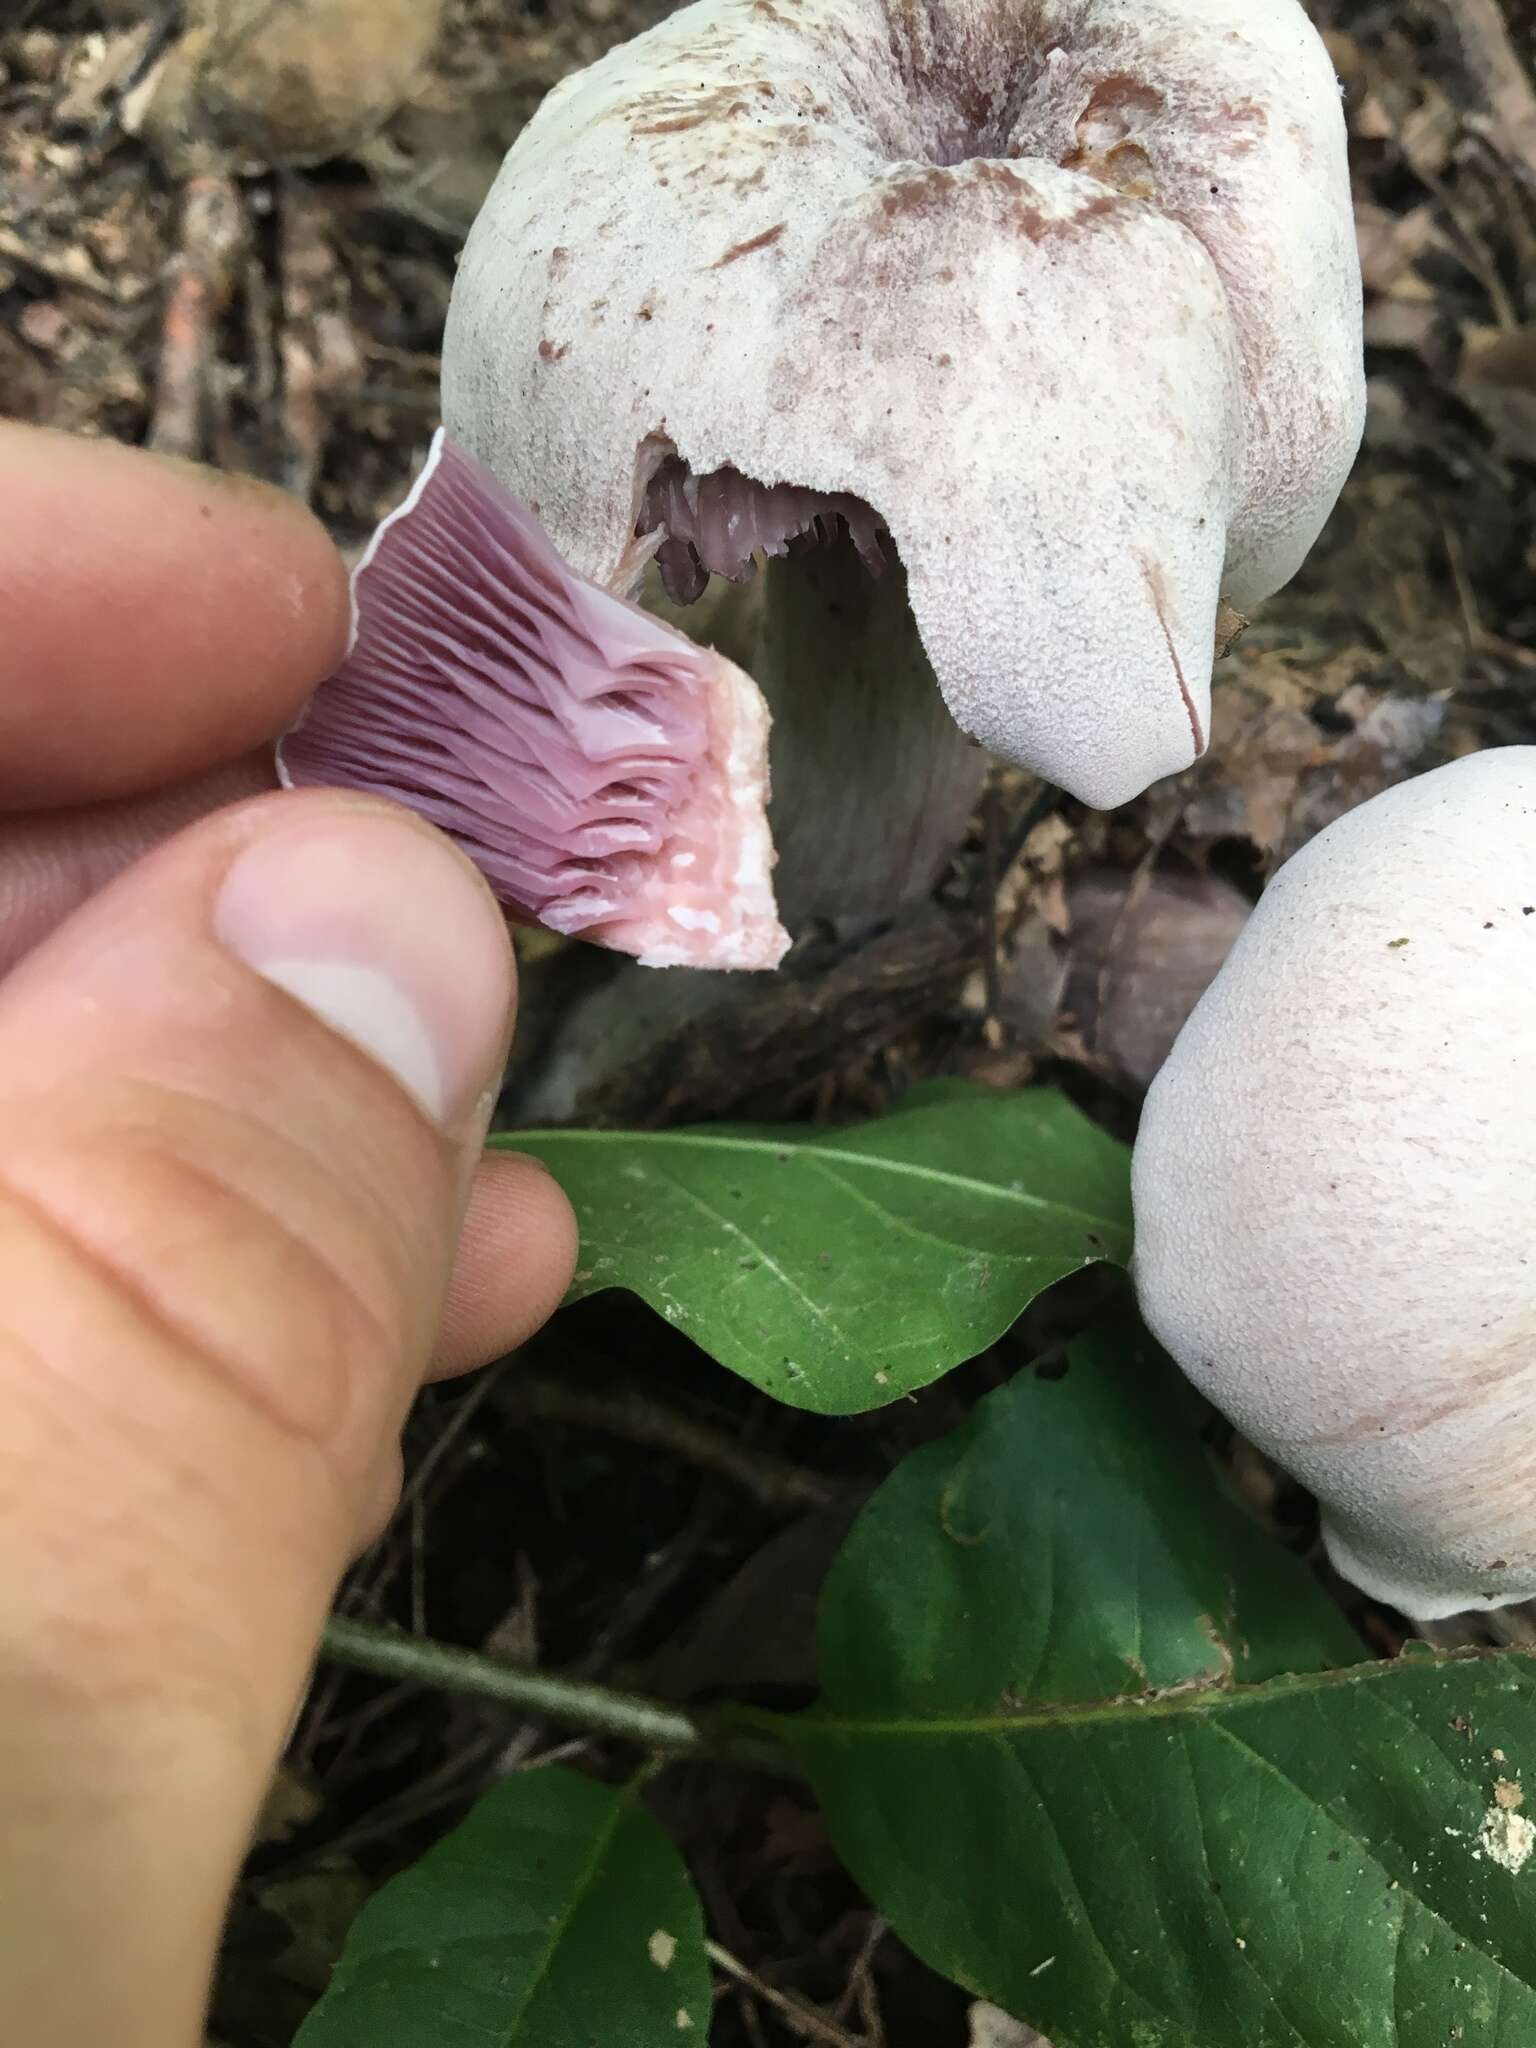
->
0;424;349;811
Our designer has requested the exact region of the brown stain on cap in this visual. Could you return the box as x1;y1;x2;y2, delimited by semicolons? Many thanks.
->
712;221;787;266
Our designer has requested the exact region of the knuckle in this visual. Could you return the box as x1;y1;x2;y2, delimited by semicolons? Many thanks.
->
0;1086;436;1482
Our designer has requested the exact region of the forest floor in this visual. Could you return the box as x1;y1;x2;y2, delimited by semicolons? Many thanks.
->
2;2;1534;2043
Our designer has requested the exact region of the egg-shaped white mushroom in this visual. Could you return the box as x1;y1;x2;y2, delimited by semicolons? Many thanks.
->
1132;749;1536;1620
444;0;1365;816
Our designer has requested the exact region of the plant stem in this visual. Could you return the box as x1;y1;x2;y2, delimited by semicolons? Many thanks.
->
319;1617;796;1775
707;1941;867;2048
507;1365;840;1513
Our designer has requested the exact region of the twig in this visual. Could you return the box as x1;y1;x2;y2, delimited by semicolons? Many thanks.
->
979;786;1004;1043
831;1915;888;2040
0;230;121;301
276;175;363;502
409;1487;427;1637
319;1617;796;1776
260;1724;507;1882
571;1478;725;1678
243;251;279;413
321;382;440;412
1405;153;1521;332
507;1366;840;1514
149;173;248;460
113;3;183;112
1441;519;1486;653
994;782;1064;883
1451;0;1536;187
347;1362;510;1617
293;1365;511;1769
46;2;179;152
53;19;164;136
707;1942;868;2048
737;1992;773;2048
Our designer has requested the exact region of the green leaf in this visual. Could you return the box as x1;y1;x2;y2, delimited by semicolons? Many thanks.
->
293;1768;709;2047
497;1083;1132;1413
783;1328;1536;2047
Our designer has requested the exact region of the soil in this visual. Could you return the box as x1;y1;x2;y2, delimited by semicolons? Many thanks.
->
2;3;1533;2043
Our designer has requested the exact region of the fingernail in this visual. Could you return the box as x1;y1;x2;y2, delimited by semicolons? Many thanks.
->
214;805;514;1127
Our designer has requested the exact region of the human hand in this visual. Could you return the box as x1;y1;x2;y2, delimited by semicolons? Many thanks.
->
0;424;577;2046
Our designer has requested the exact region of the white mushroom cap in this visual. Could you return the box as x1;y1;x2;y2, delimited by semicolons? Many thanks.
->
1132;749;1536;1620
443;0;1363;811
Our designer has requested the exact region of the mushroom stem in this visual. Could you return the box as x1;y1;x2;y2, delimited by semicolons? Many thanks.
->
652;535;987;936
756;539;988;932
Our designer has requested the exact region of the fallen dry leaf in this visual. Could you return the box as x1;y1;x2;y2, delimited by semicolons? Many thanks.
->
142;0;446;172
1060;866;1252;1092
1460;324;1536;461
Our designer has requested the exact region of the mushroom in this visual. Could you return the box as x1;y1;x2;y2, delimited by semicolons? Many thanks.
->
1131;748;1536;1621
441;0;1363;925
287;0;1364;962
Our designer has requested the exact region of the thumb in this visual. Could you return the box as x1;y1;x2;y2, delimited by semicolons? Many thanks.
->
0;792;521;2047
